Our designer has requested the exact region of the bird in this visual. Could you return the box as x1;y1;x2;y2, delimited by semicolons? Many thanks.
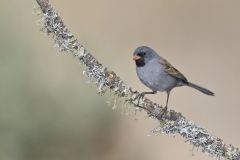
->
132;46;214;111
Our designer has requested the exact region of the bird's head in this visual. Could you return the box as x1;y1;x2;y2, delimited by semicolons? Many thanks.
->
133;46;159;67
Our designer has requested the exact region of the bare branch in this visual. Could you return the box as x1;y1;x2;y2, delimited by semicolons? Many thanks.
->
35;0;240;159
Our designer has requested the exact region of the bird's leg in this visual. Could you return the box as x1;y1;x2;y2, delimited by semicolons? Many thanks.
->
156;91;171;119
134;91;157;106
162;90;171;113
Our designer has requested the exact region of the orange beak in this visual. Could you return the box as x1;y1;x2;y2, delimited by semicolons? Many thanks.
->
133;55;141;60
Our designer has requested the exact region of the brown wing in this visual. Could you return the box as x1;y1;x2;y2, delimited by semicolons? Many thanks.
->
159;58;188;83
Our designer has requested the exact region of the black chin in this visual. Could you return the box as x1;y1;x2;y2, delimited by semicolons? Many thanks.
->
135;58;145;67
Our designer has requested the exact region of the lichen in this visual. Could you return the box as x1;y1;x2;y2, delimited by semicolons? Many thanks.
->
151;118;228;158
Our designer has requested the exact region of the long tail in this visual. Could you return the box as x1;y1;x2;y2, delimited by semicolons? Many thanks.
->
187;82;214;96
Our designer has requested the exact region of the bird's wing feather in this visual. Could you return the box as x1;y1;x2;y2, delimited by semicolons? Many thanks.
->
159;58;188;83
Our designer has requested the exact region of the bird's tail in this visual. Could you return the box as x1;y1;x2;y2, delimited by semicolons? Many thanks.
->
187;82;214;96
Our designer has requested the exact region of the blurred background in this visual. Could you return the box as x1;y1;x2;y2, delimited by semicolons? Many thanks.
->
0;0;240;160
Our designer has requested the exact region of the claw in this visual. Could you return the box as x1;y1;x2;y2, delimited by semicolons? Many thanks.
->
162;106;168;112
157;106;168;119
134;92;145;106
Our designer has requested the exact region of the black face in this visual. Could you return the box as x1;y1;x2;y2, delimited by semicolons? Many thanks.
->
135;52;146;67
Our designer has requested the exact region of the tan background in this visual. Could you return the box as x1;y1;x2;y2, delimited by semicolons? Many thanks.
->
0;0;240;160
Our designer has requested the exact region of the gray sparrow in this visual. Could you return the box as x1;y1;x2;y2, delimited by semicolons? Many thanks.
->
133;46;214;110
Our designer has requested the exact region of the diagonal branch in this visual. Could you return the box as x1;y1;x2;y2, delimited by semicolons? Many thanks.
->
35;0;240;159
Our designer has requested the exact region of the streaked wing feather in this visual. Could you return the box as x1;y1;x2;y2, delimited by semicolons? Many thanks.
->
159;58;188;82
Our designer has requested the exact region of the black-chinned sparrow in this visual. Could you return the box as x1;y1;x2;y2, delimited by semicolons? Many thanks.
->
133;46;214;110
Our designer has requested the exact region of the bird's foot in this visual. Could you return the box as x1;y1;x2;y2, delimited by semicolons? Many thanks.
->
162;106;168;113
157;106;168;119
133;92;145;106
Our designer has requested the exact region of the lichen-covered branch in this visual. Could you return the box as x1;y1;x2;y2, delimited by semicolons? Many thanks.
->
35;0;240;159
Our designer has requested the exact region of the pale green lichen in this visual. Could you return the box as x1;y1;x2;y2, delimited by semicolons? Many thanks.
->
151;118;227;158
225;145;240;160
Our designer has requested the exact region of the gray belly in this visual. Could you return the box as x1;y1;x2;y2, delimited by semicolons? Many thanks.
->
136;65;178;92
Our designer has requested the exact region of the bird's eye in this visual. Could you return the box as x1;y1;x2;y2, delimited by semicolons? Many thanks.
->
137;52;146;57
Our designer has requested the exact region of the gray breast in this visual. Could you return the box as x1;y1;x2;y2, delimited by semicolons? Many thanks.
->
136;60;178;92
